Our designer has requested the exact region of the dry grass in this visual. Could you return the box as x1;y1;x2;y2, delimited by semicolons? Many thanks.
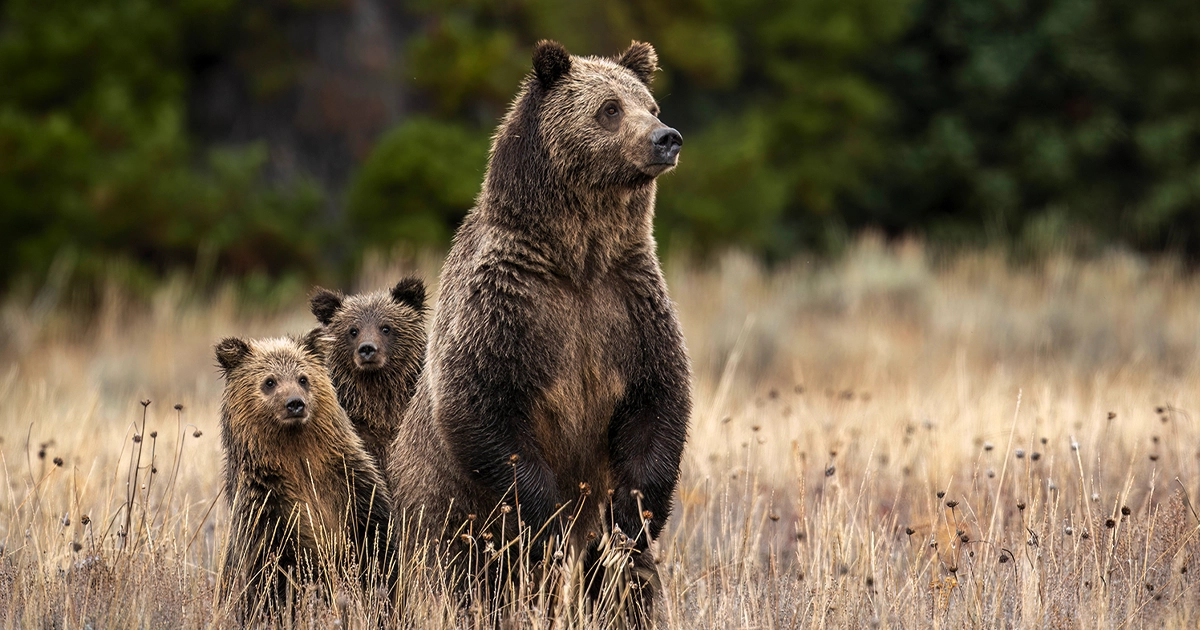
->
3;237;1200;628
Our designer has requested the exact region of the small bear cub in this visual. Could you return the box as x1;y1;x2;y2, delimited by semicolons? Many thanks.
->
309;277;427;471
215;333;392;617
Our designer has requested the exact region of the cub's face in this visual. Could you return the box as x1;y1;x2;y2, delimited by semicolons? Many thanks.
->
535;41;682;187
216;337;326;429
309;278;426;374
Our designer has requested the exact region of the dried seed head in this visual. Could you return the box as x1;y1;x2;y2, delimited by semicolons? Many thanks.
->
578;482;592;495
768;513;779;521
467;514;476;522
986;469;995;478
983;442;994;451
960;533;970;543
174;403;183;411
80;515;90;525
1081;531;1090;540
1121;506;1131;516
642;510;654;520
1030;452;1041;461
71;542;82;552
1065;526;1073;535
946;500;959;508
1015;449;1025;459
825;466;836;477
1017;502;1026;511
509;454;520;464
193;430;202;438
905;527;915;536
52;457;63;467
1149;454;1159;461
149;431;157;439
132;435;141;443
140;400;151;408
999;554;1010;564
937;491;946;499
1156;406;1165;414
1105;518;1116;529
500;504;512;514
1107;411;1116;420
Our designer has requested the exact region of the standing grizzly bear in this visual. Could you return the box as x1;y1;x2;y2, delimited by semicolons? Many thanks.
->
388;40;690;619
215;334;393;618
308;278;427;471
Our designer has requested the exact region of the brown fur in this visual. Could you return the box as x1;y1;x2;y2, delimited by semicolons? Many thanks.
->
388;40;691;621
215;334;393;618
309;278;427;471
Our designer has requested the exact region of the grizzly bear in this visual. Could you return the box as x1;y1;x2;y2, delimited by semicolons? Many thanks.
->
309;278;427;471
387;40;690;620
215;334;394;618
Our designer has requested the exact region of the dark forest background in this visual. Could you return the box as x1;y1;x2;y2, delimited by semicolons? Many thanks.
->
3;0;1199;293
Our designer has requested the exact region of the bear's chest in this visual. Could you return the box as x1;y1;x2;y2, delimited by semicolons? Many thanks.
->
531;281;634;474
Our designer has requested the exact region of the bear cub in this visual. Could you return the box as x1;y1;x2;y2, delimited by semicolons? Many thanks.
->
216;334;393;617
309;277;427;472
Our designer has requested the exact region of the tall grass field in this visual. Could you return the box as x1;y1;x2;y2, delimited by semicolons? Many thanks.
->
3;238;1200;628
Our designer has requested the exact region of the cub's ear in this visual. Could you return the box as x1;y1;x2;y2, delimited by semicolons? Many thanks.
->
215;337;251;374
533;40;571;89
390;277;426;311
617;41;658;85
298;328;325;361
309;287;344;325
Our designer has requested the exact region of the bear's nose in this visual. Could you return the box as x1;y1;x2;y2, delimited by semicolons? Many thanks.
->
285;397;306;416
651;127;683;160
357;343;378;361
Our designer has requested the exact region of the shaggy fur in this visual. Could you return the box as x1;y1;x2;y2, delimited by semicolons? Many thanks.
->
309;278;427;471
388;40;691;621
216;334;393;618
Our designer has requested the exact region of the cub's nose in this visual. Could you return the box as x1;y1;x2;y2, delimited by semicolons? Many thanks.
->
357;343;377;361
651;127;683;160
285;397;306;416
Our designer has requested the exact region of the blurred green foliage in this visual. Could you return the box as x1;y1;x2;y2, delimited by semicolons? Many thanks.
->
3;0;1200;292
0;0;325;294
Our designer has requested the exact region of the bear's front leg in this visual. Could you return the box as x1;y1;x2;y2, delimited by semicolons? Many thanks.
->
605;272;691;622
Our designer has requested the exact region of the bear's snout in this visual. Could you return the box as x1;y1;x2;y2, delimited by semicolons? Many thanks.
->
357;342;378;362
284;397;307;418
650;127;683;164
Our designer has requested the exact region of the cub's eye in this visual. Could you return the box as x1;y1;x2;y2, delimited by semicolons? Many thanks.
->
298;376;309;388
605;104;619;117
381;325;391;335
349;328;359;338
264;378;276;389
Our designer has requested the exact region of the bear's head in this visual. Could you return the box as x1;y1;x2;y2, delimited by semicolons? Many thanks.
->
489;40;682;194
308;277;426;376
216;334;335;431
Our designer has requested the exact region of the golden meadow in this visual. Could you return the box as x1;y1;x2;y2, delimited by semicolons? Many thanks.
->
3;237;1200;628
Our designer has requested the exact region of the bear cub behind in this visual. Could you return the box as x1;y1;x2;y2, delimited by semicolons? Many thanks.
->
309;277;427;471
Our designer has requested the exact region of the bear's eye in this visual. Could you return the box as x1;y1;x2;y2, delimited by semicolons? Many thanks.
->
604;103;619;117
381;325;391;335
264;378;276;389
298;376;309;388
349;327;359;338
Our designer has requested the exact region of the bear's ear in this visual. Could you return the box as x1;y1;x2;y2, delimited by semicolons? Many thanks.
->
617;41;658;85
390;277;426;311
215;337;251;374
533;40;571;89
309;287;344;325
